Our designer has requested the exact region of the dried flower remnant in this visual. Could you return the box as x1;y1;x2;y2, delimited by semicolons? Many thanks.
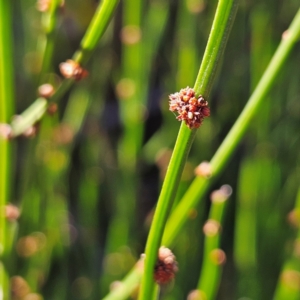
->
187;289;207;300
5;204;20;222
36;0;51;12
210;184;232;203
210;248;226;265
169;87;210;129
59;60;88;81
38;83;54;98
0;123;12;140
36;0;65;12
120;25;142;45
47;103;58;115
194;161;212;178
11;276;31;299
154;246;178;284
203;219;220;237
22;125;39;138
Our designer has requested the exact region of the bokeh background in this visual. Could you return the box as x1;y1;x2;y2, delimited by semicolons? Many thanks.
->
8;0;300;299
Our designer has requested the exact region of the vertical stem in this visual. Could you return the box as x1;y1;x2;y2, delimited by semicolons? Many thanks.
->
0;0;15;298
138;1;239;298
197;187;230;299
39;0;62;80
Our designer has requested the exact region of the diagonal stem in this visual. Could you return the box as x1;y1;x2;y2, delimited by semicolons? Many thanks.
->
138;0;239;298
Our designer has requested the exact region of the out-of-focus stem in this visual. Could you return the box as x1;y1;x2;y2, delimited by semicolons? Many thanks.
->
0;0;15;299
197;186;231;299
9;0;120;138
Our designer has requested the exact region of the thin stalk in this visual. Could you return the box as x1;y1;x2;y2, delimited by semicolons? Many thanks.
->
73;0;120;65
138;0;239;298
0;0;15;299
38;0;62;80
104;8;300;300
197;187;230;299
9;0;120;137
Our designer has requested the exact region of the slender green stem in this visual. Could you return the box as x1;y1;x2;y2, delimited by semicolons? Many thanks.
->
138;124;196;299
9;0;120;137
73;0;120;65
0;0;15;299
104;8;300;300
194;0;239;97
138;0;239;298
103;262;143;300
39;0;61;80
197;187;230;299
10;98;48;137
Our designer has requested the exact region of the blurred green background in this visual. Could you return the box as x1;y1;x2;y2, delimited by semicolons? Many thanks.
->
6;0;300;299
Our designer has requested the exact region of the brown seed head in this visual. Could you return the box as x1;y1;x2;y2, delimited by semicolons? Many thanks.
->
38;83;54;98
154;246;178;285
280;270;300;290
23;125;38;138
36;0;51;12
288;209;300;228
5;204;20;221
194;161;212;178
203;219;220;237
0;123;12;140
210;185;232;203
11;276;31;298
210;249;226;265
169;87;210;129
120;25;142;45
47;103;58;115
187;290;207;300
59;60;88;81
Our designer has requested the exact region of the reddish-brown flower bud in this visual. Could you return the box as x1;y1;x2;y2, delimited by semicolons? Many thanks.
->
169;87;210;129
47;103;58;115
0;123;12;140
38;83;54;98
154;246;178;284
59;60;88;81
5;204;20;222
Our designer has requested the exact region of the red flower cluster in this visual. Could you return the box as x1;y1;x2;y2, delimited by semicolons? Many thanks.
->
154;247;178;285
169;87;210;129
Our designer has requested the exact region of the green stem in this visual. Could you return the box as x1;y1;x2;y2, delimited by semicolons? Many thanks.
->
9;0;120;137
197;187;230;299
73;0;120;65
10;98;48;137
138;0;239;298
0;0;15;299
39;0;62;80
138;124;196;299
194;0;239;97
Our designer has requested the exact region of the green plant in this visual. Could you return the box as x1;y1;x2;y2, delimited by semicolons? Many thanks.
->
1;1;300;300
